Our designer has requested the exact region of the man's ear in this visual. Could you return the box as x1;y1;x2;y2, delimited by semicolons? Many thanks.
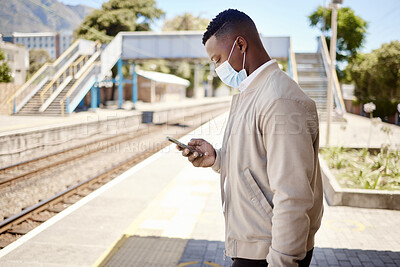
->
237;36;247;53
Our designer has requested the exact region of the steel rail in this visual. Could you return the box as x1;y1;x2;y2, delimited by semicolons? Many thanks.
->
0;106;228;240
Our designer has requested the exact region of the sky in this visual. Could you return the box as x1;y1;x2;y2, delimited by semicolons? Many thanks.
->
60;0;400;53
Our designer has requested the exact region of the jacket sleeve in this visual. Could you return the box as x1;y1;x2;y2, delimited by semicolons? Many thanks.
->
211;148;221;173
260;98;317;267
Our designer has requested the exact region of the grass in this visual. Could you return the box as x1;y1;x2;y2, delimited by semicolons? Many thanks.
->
320;147;400;190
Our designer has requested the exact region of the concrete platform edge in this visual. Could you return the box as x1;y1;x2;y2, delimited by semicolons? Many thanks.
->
0;144;166;259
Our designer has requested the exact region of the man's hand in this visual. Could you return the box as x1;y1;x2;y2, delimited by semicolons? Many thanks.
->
176;138;216;167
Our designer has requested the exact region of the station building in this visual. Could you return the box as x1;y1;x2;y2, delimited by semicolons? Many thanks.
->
0;41;29;84
2;31;74;60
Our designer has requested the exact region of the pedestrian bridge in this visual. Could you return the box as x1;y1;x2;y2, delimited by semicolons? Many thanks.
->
117;31;290;60
6;31;344;116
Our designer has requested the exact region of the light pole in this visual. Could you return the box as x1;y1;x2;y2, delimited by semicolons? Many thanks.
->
326;0;342;146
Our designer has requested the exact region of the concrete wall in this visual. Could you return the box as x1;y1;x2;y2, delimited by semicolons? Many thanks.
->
0;83;20;114
0;100;230;167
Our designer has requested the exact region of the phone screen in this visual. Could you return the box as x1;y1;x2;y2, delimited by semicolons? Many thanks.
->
166;137;203;156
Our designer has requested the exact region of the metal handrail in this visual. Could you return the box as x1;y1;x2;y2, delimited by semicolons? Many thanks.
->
289;38;298;82
72;55;89;75
5;63;49;106
40;41;101;104
60;62;101;116
319;35;346;112
66;62;100;99
72;41;101;75
6;39;82;106
4;40;83;114
51;39;81;67
39;65;73;103
5;39;98;114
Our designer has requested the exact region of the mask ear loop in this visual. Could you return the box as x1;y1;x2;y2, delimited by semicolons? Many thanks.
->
242;52;246;70
227;39;237;62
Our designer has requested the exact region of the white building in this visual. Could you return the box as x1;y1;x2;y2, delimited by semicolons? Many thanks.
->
59;31;74;54
0;42;29;84
11;32;74;60
12;32;59;59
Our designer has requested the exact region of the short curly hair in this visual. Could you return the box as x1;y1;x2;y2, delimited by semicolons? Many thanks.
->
202;9;255;45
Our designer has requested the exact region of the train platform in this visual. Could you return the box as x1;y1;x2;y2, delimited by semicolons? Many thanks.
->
0;112;399;266
0;96;231;168
0;97;232;135
319;112;400;148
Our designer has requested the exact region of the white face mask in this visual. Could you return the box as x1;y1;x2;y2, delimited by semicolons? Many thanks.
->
215;39;247;88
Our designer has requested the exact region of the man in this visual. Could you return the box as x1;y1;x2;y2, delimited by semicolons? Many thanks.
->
178;9;323;267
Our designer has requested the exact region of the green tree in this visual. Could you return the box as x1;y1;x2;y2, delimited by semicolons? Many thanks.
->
308;6;368;68
160;13;218;95
163;13;209;31
28;49;52;79
75;0;164;100
346;41;400;118
74;0;164;43
0;49;12;83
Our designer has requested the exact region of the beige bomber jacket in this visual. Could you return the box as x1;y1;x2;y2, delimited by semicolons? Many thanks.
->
211;61;324;266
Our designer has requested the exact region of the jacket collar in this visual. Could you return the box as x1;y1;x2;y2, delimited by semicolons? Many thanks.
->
239;60;280;94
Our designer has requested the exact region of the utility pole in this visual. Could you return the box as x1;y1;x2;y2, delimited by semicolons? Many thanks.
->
207;63;215;97
326;0;342;146
193;62;201;98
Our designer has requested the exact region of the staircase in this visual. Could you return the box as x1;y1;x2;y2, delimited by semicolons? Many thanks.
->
295;53;329;119
43;79;76;115
17;55;88;116
7;39;101;116
18;81;52;115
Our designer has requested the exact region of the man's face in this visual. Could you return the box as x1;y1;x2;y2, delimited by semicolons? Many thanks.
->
205;35;243;72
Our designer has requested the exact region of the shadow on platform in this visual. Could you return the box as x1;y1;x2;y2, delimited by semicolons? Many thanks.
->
96;235;400;267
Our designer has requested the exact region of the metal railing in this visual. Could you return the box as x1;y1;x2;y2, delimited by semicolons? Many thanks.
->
5;40;84;114
39;65;73;104
4;39;101;115
288;38;298;82
72;41;101;78
39;41;101;105
317;35;346;113
60;62;101;116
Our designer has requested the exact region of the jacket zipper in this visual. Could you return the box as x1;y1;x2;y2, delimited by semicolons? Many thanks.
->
222;95;240;262
222;100;238;262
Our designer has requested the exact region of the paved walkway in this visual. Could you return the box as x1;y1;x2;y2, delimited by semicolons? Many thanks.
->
319;112;400;148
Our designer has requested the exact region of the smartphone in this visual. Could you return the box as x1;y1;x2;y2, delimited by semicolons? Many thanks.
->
166;136;203;157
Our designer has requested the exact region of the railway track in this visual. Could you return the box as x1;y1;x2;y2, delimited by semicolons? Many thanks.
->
0;106;228;249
